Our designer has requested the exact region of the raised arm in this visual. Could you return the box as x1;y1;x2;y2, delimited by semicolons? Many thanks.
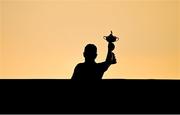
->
105;42;117;64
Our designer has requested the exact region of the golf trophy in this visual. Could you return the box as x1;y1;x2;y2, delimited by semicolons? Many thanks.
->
103;31;119;64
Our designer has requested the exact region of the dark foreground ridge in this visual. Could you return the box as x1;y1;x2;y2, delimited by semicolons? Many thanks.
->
0;78;179;114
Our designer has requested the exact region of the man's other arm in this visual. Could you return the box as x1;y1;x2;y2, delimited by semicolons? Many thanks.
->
71;64;80;79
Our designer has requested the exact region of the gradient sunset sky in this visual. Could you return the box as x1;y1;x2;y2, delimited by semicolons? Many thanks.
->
0;0;180;79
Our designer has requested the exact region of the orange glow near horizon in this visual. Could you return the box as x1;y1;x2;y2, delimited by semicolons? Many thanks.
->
0;0;179;79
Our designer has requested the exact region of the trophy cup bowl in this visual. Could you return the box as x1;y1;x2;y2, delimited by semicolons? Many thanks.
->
103;31;119;43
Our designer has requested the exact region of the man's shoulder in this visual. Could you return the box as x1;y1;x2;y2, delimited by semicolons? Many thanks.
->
76;63;85;67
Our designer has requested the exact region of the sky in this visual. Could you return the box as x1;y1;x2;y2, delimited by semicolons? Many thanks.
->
0;0;180;79
178;0;180;78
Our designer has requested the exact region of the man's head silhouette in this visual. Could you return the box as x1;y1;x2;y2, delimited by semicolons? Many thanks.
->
83;44;97;62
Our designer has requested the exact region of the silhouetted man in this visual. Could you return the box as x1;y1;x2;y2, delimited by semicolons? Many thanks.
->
71;43;117;80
